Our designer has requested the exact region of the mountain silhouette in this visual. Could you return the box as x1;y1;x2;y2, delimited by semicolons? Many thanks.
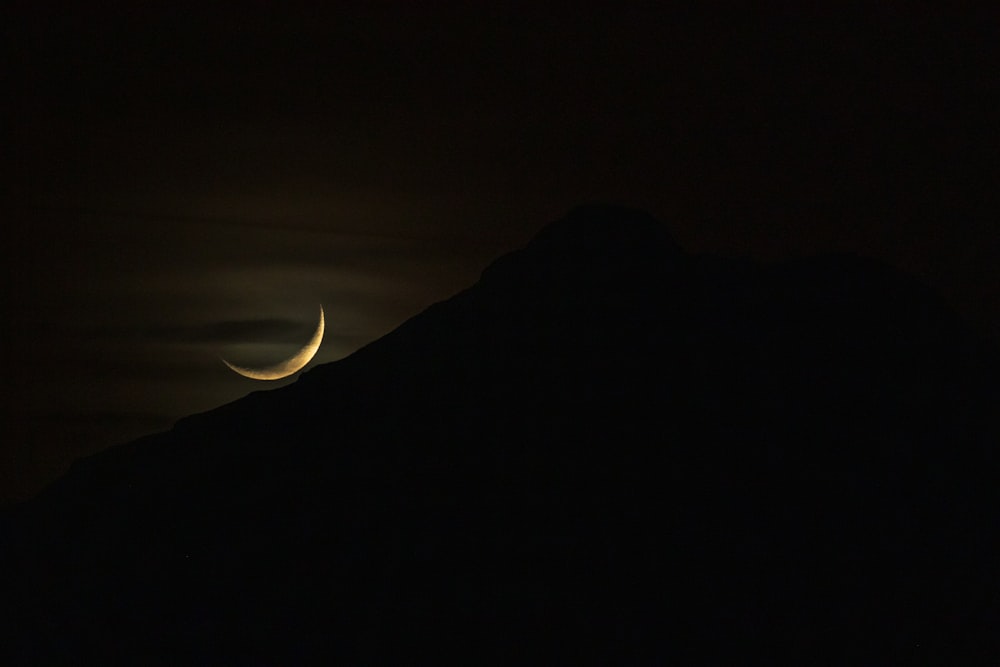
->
3;204;999;665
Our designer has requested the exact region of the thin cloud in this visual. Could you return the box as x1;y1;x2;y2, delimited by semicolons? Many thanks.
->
84;317;313;345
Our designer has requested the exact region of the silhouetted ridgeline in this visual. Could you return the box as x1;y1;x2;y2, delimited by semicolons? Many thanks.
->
3;205;999;664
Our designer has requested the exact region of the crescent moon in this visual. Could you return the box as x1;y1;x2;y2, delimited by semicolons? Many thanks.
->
222;305;325;380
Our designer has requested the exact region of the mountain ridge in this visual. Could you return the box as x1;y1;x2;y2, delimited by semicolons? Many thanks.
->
3;205;999;664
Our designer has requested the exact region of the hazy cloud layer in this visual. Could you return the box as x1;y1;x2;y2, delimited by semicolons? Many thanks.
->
91;318;313;345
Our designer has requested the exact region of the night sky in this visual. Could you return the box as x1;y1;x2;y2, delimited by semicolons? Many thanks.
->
2;4;997;505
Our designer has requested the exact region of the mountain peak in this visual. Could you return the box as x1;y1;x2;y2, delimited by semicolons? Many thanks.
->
534;203;682;250
480;204;683;287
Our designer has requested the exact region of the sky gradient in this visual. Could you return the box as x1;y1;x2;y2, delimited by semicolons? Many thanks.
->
2;4;997;504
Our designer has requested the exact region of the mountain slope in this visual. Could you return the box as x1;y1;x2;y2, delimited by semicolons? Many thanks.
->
3;204;999;665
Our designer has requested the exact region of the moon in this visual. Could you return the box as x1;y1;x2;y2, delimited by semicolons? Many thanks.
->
222;305;325;380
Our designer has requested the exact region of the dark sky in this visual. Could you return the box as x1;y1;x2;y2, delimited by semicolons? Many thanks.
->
1;4;997;504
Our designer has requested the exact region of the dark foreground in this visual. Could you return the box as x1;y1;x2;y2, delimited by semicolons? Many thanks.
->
3;205;999;664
